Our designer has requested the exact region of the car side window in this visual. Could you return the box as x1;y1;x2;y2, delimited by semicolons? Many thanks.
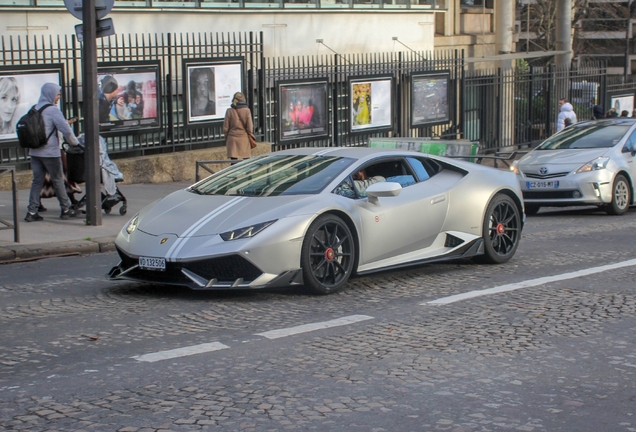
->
625;131;636;153
333;177;357;199
367;159;416;189
332;158;416;199
406;157;430;182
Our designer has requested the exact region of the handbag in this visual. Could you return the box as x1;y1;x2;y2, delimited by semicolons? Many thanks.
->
233;108;257;149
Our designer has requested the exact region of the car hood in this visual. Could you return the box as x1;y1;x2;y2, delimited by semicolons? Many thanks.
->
137;189;312;237
520;148;608;169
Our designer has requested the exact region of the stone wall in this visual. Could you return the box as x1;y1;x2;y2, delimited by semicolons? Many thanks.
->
0;143;271;191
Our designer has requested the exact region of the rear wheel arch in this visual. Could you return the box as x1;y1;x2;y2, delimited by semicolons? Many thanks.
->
494;188;525;227
475;192;522;264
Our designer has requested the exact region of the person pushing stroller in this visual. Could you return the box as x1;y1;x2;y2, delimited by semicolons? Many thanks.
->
25;83;81;222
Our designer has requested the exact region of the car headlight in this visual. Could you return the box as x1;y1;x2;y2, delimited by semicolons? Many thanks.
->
220;220;277;241
575;157;610;174
125;213;140;234
510;160;520;175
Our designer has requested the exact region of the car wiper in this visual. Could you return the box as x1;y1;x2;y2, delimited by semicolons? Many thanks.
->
188;186;205;195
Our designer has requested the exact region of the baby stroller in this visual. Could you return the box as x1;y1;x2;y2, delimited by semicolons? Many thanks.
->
64;135;128;216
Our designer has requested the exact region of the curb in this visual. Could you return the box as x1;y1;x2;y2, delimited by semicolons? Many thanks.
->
0;235;117;263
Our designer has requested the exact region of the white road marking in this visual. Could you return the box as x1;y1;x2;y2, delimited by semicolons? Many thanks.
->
255;314;374;340
424;258;636;306
133;342;229;363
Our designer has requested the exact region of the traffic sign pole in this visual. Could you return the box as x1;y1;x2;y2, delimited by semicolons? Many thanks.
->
82;0;101;226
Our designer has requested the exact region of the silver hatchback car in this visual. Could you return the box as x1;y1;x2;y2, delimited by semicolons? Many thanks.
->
511;119;636;215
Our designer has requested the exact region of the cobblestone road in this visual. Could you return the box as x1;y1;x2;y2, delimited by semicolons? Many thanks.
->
1;207;636;431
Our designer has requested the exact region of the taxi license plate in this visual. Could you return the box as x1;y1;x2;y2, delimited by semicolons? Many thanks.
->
139;256;166;271
527;180;559;189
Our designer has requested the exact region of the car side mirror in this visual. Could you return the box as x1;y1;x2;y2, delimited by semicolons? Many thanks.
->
366;182;402;204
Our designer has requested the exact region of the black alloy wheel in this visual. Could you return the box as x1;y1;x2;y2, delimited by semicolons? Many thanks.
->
477;194;521;264
301;214;355;295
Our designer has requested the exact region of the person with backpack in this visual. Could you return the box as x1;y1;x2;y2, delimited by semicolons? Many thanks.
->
24;82;81;222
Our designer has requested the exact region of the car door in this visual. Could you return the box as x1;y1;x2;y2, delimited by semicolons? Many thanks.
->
354;157;449;267
622;129;636;184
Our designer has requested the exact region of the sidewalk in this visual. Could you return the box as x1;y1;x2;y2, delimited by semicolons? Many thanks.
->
0;181;191;262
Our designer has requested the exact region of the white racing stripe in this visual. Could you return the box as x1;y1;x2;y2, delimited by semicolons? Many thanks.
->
166;197;246;260
255;314;374;340
424;258;636;306
132;342;229;363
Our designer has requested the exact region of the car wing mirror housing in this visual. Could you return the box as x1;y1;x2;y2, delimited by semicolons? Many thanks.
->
366;182;402;204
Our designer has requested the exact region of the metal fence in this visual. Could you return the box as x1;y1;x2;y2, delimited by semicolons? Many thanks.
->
3;31;636;170
464;62;612;153
0;32;264;169
263;50;464;151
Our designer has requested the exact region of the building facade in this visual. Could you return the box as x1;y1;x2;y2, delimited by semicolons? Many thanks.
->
0;0;500;60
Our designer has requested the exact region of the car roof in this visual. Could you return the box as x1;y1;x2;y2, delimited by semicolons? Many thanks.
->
272;146;424;161
578;118;636;127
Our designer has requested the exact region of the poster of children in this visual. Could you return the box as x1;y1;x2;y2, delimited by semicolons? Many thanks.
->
97;63;160;133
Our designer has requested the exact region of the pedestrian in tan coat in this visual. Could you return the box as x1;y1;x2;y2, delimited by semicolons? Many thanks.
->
223;92;254;160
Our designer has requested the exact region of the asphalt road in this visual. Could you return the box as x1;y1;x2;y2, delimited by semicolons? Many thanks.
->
1;206;636;432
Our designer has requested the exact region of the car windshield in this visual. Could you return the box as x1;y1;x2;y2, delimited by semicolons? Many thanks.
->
537;123;631;150
188;155;355;197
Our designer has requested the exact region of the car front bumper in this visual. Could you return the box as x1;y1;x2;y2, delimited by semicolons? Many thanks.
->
518;170;615;207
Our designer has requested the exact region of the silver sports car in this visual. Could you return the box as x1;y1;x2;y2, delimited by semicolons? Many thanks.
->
511;118;636;215
108;147;524;294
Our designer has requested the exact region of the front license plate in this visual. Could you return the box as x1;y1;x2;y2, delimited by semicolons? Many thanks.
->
527;180;559;189
139;256;166;271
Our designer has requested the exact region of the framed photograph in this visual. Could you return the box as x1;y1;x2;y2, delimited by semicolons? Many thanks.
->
182;57;244;126
610;94;634;117
349;75;393;134
410;71;450;128
0;64;65;142
277;79;328;143
97;61;161;135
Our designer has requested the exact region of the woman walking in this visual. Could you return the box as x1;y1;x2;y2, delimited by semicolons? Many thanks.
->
223;92;254;160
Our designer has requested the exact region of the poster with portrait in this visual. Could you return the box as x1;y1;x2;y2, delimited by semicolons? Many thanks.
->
182;57;244;126
0;64;65;142
610;94;635;117
97;61;161;135
349;75;393;134
277;79;328;143
410;71;450;128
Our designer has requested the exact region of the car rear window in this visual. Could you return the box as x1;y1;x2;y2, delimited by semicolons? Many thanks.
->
537;124;631;150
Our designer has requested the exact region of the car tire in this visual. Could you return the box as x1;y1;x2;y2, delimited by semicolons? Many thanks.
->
301;214;355;295
475;194;521;264
524;205;540;216
605;174;631;216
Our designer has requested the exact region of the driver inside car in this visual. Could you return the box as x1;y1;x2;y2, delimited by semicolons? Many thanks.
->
353;169;385;197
